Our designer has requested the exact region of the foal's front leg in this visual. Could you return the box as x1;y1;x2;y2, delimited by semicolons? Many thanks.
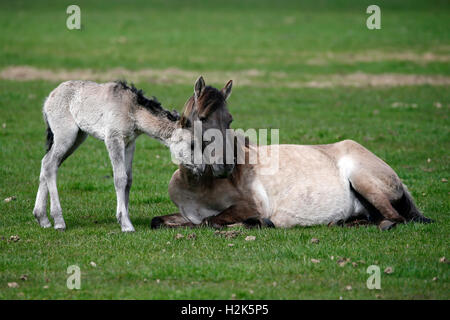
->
106;136;135;232
124;141;135;212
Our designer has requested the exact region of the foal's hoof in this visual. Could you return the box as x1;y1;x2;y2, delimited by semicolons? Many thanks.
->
378;220;396;231
38;220;52;228
54;226;66;232
121;225;135;232
34;213;52;228
151;217;164;229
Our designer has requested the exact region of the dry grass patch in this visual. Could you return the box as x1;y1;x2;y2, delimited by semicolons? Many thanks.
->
1;66;450;88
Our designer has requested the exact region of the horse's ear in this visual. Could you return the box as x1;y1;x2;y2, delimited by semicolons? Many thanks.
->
221;80;233;100
194;76;205;101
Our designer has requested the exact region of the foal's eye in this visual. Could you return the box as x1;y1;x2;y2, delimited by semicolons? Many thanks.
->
184;119;191;128
199;116;207;122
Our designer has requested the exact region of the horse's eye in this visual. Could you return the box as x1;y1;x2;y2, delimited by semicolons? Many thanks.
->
184;119;191;128
199;116;207;122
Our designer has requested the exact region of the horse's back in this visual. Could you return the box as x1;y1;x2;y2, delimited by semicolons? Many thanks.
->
44;80;137;141
43;81;91;136
44;80;106;117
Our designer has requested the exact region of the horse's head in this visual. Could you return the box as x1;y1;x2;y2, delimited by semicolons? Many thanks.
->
180;76;235;178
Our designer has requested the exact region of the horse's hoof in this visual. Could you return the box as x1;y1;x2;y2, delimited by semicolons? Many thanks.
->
328;220;344;227
262;218;275;228
412;216;434;224
209;222;226;230
378;220;396;231
54;226;66;232
243;217;262;229
151;217;164;229
345;219;370;228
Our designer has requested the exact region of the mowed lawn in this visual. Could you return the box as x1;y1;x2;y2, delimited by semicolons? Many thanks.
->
0;0;449;299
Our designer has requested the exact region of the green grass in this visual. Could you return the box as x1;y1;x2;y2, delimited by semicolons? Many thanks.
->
0;0;449;299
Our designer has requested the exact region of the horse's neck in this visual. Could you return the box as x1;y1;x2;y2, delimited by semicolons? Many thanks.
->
135;108;177;146
179;165;217;188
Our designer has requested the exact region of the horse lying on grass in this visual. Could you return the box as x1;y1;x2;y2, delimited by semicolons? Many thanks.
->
151;77;432;231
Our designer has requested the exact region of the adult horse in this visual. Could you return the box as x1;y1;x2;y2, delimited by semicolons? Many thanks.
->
151;77;432;230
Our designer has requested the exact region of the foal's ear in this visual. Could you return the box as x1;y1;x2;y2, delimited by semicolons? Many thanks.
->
221;80;233;100
194;76;205;100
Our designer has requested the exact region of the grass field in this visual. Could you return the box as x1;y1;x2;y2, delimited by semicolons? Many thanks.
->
0;0;449;299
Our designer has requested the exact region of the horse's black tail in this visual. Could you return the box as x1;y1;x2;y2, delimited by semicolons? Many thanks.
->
44;113;54;153
394;184;434;223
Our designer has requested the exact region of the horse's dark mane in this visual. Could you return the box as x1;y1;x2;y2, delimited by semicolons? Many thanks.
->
114;80;180;122
180;86;226;126
198;86;226;115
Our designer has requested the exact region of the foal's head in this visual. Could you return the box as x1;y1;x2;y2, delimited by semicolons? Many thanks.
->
180;76;234;178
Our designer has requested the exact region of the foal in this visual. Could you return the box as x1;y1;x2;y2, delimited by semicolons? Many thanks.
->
151;77;432;230
33;80;192;232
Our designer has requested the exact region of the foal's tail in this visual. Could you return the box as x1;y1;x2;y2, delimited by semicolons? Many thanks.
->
394;184;433;223
43;111;54;153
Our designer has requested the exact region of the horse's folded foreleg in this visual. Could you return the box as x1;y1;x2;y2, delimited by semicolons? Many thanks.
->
151;213;196;229
205;203;270;229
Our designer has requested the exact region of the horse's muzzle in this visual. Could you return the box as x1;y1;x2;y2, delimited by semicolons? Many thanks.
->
212;164;235;178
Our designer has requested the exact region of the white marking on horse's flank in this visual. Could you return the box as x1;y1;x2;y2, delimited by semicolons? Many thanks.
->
338;156;355;179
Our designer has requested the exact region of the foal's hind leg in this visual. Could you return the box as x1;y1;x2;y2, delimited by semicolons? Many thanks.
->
105;135;134;232
33;152;52;228
124;141;135;212
42;127;87;230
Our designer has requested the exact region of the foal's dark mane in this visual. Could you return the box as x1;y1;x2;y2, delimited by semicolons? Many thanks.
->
114;80;180;122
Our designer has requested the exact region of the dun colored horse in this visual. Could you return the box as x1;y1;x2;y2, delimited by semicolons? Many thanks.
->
151;77;432;230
